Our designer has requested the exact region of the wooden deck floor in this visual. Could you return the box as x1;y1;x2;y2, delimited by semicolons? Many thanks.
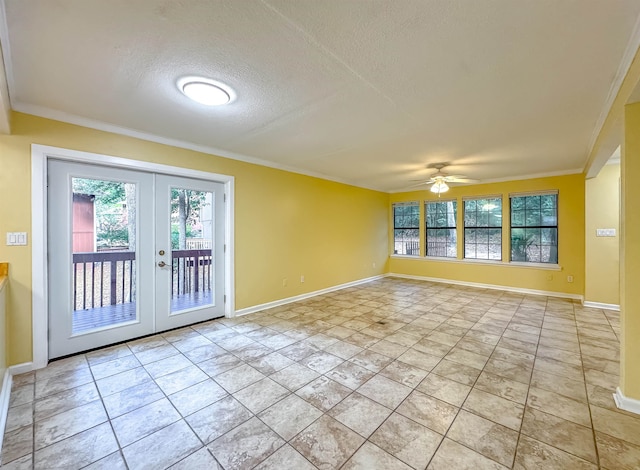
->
72;291;214;334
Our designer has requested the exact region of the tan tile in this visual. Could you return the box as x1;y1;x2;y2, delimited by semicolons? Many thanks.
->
103;380;164;418
396;390;458;434
367;339;408;358
534;356;584;382
463;389;524;431
447;410;517;467
527;387;591;427
323;340;363;359
530;368;587;403
111;398;180;447
349;350;393;372
169;379;229;416
143;354;192;379
514;435;596;469
154;364;208;395
446;347;490;369
213;364;266;393
357;375;412;409
521;406;596;463
343;441;412;470
325;361;375;390
95;366;153;396
431;359;482;386
379;360;429;388
34;400;107;450
169;448;222;470
258;394;323;440
233;378;289;414
483;358;531;384
198;353;243;377
584;368;618;390
291;415;364;469
1;424;32;465
186;396;252;444
370;412;442;469
296;376;352;412
1;454;32;470
591;405;640;447
596;431;640;470
84;451;128;469
34;382;100;421
417;373;471;407
428;437;508;470
33;422;118;469
122;420;202;470
474;371;529;404
300;351;345;374
328;392;392;437
254;445;316;470
209;418;285;470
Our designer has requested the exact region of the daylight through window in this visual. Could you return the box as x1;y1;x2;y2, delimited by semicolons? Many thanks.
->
393;202;420;256
510;193;558;263
425;200;457;258
464;197;502;260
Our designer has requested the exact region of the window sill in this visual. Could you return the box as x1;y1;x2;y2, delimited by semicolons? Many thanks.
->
390;255;561;270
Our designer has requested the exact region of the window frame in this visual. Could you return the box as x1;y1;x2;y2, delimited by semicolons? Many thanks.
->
425;199;457;258
509;191;558;264
463;196;503;261
392;202;420;256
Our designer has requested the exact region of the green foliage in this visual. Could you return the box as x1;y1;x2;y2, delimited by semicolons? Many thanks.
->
73;178;130;248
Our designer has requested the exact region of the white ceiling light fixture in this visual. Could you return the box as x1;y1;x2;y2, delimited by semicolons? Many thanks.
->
177;76;235;106
430;179;449;196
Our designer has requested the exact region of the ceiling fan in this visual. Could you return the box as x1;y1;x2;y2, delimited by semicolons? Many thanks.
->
411;163;477;196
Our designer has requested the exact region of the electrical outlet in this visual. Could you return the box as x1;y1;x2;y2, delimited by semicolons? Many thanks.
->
567;275;574;283
372;262;376;269
300;275;305;283
546;274;553;281
282;278;288;287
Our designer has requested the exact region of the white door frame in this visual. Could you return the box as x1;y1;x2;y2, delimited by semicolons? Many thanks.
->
31;144;235;370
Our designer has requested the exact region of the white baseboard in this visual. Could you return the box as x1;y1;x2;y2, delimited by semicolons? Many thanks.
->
582;300;620;311
614;387;640;415
9;363;34;375
234;274;386;317
0;369;12;453
387;273;584;301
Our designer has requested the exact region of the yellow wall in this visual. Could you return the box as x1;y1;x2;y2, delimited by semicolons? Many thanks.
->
0;112;389;365
389;174;585;295
585;164;620;305
621;101;640;400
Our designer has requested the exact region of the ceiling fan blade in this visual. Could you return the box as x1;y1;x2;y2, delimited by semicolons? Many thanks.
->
405;181;435;188
447;177;479;183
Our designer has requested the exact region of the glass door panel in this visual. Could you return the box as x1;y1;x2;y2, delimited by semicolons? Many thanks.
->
170;188;214;314
71;178;138;333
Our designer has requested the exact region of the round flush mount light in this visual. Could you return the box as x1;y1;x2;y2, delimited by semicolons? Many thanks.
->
177;76;235;106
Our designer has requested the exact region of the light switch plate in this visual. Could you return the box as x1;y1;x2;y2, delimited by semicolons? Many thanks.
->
6;232;28;245
596;228;616;237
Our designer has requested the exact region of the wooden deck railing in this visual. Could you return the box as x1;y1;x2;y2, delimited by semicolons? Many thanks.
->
73;249;213;311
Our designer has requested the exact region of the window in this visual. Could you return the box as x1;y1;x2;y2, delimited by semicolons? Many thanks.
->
393;202;419;255
510;193;558;263
464;197;502;260
425;200;457;257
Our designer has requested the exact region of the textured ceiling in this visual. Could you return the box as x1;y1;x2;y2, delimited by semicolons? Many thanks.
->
2;0;640;191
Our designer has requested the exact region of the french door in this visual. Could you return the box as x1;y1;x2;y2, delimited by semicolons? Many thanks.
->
48;160;225;359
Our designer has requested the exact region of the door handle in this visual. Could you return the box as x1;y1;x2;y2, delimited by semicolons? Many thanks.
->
158;261;167;267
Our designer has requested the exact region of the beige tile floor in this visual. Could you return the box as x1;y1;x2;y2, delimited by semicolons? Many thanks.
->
2;277;639;469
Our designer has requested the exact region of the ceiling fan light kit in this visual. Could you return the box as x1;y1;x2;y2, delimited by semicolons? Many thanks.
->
430;180;449;194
